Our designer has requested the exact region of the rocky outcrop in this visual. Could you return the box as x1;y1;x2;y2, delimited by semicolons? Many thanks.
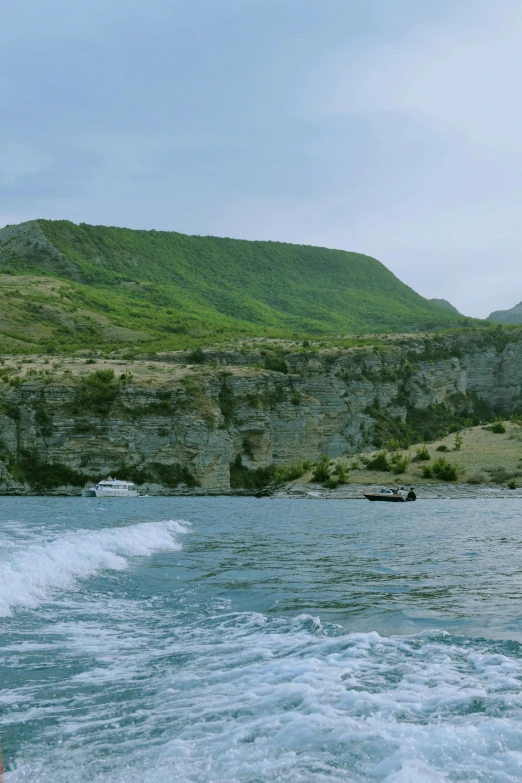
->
2;330;522;494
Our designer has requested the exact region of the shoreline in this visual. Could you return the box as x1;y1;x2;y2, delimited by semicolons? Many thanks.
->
2;482;522;499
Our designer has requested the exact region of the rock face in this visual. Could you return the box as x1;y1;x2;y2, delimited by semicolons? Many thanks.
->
2;331;522;494
488;302;522;325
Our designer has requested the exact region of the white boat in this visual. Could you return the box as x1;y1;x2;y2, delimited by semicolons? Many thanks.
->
82;477;139;498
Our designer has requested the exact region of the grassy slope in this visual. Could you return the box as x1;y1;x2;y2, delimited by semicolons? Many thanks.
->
0;219;464;352
295;422;522;489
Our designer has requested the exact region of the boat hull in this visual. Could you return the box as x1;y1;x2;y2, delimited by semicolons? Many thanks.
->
364;493;406;502
82;489;96;497
95;490;139;497
82;488;139;497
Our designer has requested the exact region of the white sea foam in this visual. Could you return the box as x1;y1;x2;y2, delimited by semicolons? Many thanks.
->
5;616;522;782
0;520;189;617
4;496;522;782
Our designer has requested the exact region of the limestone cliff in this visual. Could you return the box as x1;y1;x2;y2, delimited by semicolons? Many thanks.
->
1;329;521;494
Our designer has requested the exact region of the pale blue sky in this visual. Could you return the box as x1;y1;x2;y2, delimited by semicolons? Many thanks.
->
2;0;522;316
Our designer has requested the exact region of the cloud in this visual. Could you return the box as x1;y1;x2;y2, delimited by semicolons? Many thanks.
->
289;0;522;316
321;1;522;156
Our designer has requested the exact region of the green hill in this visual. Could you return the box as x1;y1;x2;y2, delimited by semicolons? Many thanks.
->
488;302;522;325
0;219;464;353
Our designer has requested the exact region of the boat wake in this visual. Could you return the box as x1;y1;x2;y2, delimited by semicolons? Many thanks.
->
4;617;522;782
0;519;189;617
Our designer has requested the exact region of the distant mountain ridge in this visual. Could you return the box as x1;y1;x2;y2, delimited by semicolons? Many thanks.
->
488;302;522;325
0;219;464;352
429;298;461;314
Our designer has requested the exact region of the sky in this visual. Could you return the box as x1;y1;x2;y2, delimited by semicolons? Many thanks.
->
1;0;522;318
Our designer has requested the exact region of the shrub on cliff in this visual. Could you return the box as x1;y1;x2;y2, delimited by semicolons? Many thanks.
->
187;347;205;364
11;449;88;490
263;352;288;374
72;369;120;415
150;461;199;488
230;455;277;489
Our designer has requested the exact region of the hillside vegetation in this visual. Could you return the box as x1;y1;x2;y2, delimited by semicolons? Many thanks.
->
287;420;522;491
488;301;522;325
0;219;466;353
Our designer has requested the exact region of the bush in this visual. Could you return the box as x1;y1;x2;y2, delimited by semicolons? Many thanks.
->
35;405;52;437
466;473;485;485
187;347;205;364
423;457;463;481
487;466;520;484
323;476;341;489
333;461;349;484
312;454;331;483
150;461;199;488
11;449;88;490
454;432;463;451
508;480;517;490
491;421;506;434
73;369;119;415
264;353;288;374
365;451;390;471
229;457;313;490
413;445;430;461
124;464;153;484
436;444;449;452
229;455;276;489
218;384;236;423
390;453;410;475
274;461;307;482
3;400;21;421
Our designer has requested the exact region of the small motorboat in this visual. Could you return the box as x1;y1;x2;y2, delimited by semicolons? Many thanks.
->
363;487;415;502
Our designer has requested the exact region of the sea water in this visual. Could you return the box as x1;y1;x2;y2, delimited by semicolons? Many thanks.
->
1;498;522;782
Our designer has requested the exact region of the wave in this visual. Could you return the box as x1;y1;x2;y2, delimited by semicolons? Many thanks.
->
0;520;189;617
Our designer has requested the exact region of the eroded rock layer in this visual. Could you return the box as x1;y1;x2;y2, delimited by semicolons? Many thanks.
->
1;330;521;494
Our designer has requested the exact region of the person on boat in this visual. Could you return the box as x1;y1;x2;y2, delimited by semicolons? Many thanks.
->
407;487;416;501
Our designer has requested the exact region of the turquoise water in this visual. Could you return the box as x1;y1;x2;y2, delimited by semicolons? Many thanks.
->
2;498;522;781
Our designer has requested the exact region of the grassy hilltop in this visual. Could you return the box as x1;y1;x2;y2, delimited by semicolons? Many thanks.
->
0;219;465;353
